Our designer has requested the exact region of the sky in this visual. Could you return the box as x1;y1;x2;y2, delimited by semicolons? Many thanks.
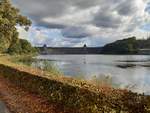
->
12;0;150;47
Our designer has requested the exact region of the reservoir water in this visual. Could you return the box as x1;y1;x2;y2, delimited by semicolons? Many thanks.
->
32;55;150;94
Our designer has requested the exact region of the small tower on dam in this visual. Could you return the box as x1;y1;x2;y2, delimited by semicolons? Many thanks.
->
42;44;48;54
83;44;87;48
83;44;88;54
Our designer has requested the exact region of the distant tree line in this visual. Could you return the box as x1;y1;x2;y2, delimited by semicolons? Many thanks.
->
0;0;36;55
102;37;150;54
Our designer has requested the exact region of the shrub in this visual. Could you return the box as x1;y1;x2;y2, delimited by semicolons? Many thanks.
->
7;39;37;55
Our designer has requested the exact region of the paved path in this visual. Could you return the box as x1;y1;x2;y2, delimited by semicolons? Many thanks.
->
0;76;71;113
0;101;10;113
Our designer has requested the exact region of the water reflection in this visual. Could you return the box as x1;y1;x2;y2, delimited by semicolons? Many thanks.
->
21;55;150;94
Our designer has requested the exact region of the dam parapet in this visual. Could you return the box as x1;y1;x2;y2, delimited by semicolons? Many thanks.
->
38;44;102;54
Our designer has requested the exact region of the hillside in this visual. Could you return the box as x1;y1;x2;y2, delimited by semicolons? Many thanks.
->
102;37;150;54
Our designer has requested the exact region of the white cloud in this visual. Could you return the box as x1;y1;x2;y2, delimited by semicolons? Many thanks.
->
12;0;150;46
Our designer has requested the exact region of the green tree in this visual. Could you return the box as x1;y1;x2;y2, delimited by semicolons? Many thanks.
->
7;39;22;54
8;39;36;55
0;0;31;53
102;37;139;54
19;39;34;53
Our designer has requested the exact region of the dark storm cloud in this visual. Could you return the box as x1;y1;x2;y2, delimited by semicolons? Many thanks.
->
62;26;91;38
145;2;150;13
72;0;100;9
13;0;68;17
117;1;138;16
37;21;66;29
93;11;122;28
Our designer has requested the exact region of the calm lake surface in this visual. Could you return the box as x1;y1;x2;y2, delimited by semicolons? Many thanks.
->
34;55;150;94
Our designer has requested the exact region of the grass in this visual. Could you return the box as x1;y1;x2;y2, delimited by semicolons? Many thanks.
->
19;56;60;75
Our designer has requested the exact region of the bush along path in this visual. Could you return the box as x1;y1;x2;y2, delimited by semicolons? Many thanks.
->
0;63;149;113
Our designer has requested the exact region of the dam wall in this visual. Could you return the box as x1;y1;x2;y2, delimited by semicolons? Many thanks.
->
38;46;102;54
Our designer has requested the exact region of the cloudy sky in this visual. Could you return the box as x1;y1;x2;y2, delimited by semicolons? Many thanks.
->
12;0;150;47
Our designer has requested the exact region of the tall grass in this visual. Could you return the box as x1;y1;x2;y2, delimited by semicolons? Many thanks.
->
9;55;62;76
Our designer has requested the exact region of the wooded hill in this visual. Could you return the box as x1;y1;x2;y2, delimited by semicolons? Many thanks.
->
102;37;150;54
